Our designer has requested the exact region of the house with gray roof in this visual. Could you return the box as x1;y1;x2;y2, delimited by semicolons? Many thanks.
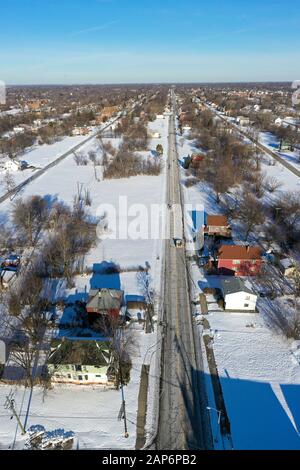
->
221;278;257;312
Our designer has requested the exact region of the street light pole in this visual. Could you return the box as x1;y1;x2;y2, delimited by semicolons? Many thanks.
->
207;406;222;425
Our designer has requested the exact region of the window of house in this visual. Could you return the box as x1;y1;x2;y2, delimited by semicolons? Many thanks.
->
233;260;241;265
95;375;102;378
75;365;82;372
67;374;71;379
78;375;83;381
244;303;249;308
85;375;88;381
245;296;250;300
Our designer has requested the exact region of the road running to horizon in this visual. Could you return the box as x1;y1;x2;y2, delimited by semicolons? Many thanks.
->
156;91;212;450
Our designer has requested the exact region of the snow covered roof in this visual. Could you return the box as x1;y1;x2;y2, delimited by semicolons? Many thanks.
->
279;258;294;270
48;338;111;366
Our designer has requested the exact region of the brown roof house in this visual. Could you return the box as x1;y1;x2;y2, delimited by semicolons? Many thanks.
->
217;245;263;276
203;215;232;238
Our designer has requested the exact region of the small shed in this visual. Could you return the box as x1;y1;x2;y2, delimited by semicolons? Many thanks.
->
279;258;296;278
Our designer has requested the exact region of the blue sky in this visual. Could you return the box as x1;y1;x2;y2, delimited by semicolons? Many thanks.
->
1;0;300;84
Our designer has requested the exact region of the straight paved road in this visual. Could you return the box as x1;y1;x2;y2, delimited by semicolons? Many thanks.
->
157;92;212;450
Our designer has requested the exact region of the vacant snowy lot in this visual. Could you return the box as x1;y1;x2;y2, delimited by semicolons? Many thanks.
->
0;116;168;449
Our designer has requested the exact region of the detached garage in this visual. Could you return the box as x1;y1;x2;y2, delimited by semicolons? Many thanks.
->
221;278;257;312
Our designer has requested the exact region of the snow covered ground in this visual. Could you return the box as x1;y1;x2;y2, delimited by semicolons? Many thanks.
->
259;131;300;173
0;135;92;198
178;128;300;449
0;117;118;199
0;116;168;449
0;326;156;450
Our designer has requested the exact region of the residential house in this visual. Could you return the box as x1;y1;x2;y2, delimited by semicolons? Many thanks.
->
100;106;119;122
221;277;258;311
217;245;263;276
203;215;231;238
125;295;147;322
86;288;124;322
149;131;161;138
192;153;205;161
278;258;296;278
72;127;90;136
236;116;250;126
4;160;21;172
47;338;114;385
13;126;25;134
27;99;48;112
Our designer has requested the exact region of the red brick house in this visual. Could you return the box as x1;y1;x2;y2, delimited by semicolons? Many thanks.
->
191;153;205;163
203;215;231;238
217;245;263;276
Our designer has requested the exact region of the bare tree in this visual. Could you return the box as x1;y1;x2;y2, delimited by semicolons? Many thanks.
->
136;269;155;333
236;188;264;241
12;195;49;245
264;176;282;193
93;315;135;389
3;171;16;193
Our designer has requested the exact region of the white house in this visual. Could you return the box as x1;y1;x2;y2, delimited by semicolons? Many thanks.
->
149;131;161;138
221;278;257;312
4;160;21;172
13;126;25;134
236;116;250;127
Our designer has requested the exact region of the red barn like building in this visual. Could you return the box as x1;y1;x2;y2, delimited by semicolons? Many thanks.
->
217;245;263;276
86;288;124;322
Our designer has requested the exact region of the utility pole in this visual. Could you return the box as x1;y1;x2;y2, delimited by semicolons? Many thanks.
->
118;365;129;438
4;391;26;435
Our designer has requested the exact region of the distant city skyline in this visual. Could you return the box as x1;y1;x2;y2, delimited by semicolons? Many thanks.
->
1;0;300;85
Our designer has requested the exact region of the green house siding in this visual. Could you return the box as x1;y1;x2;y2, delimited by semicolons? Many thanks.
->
49;363;111;383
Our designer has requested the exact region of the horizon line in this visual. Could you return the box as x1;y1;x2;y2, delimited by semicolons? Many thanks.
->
4;80;295;88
